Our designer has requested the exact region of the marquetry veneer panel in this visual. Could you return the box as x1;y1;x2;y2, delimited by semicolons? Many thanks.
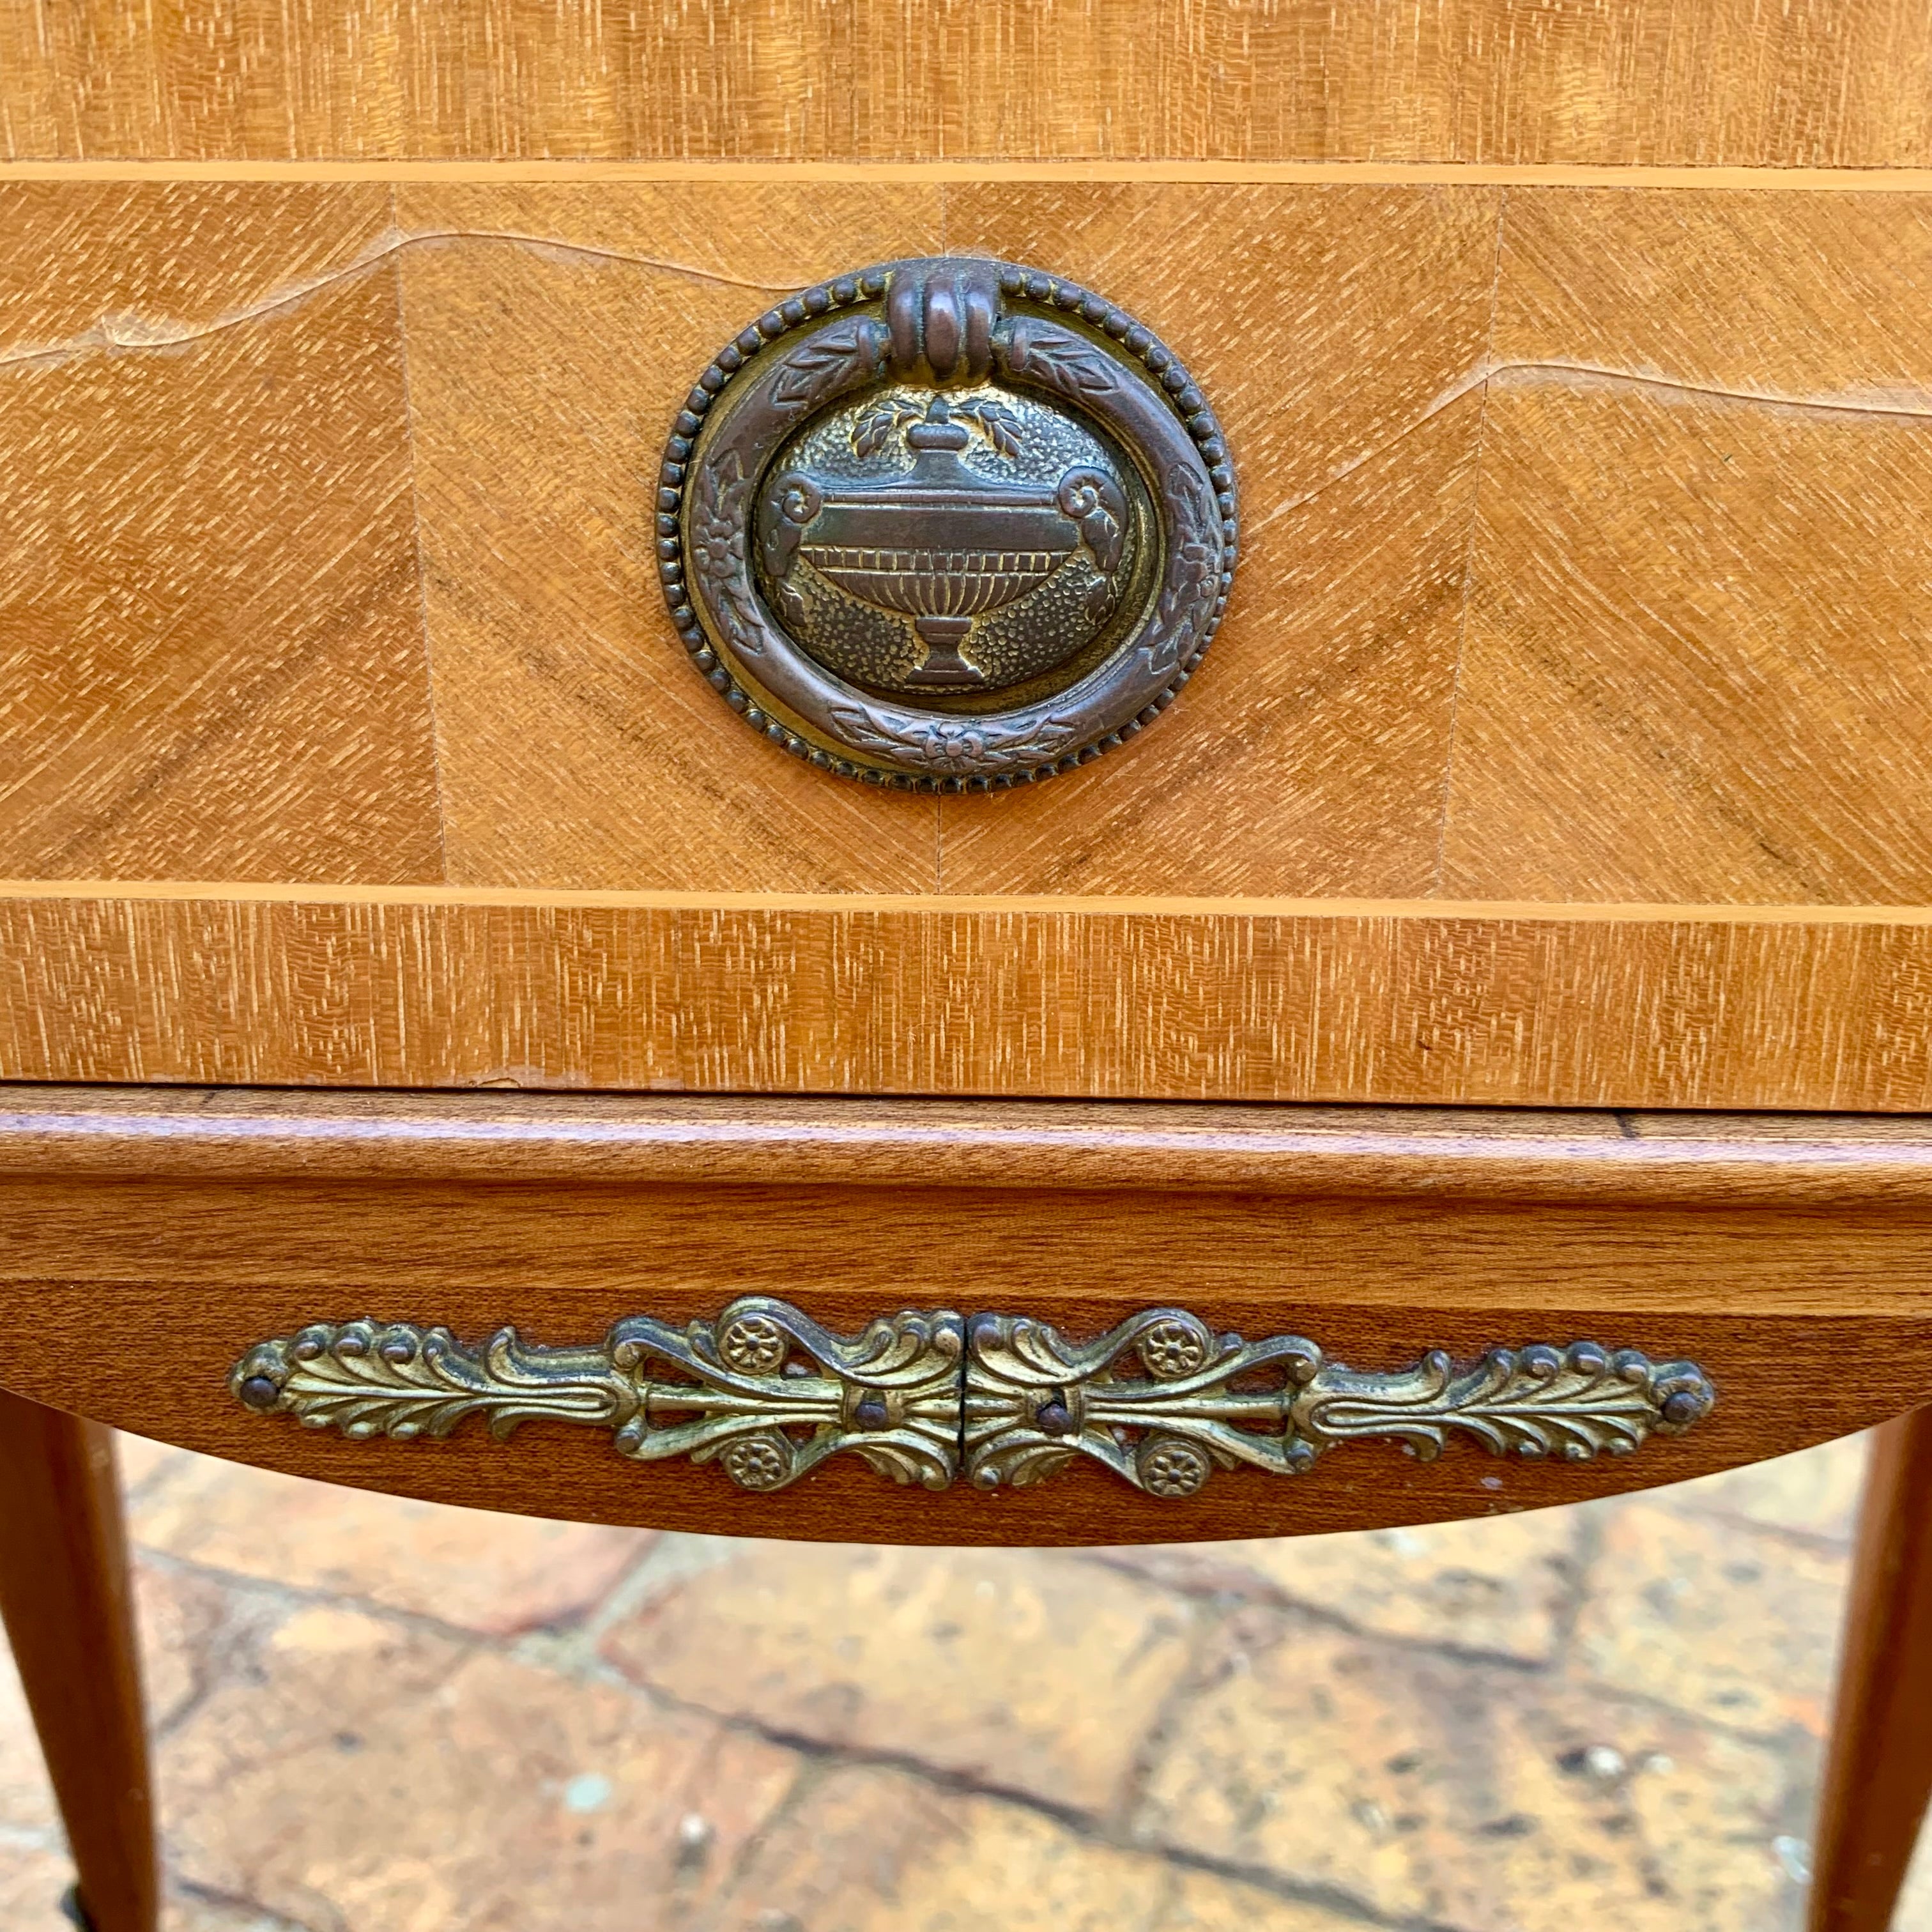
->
10;176;1932;1102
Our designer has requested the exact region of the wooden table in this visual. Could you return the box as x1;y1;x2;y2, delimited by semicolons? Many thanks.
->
8;3;1932;1928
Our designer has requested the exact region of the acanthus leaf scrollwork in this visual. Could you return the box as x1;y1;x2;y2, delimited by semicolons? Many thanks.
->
608;1298;963;1492
233;1300;1715;1501
963;1308;1322;1496
962;1309;1717;1499
231;1298;964;1493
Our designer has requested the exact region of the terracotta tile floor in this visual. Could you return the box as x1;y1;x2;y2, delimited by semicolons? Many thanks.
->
3;1432;1929;1931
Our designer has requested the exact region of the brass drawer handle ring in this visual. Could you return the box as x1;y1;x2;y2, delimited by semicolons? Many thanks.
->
662;256;1237;789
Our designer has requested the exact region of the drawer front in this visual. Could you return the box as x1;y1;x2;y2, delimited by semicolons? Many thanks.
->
8;172;1932;1106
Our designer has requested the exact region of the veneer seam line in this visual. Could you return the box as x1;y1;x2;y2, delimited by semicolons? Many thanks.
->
1431;187;1508;894
12;160;1932;190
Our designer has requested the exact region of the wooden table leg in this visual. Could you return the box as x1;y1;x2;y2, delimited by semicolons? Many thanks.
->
1809;1406;1932;1932
0;1389;158;1932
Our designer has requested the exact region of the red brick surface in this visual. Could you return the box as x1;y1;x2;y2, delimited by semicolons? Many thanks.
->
2;1432;1925;1931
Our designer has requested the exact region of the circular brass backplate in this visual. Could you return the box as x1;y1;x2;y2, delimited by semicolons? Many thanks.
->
657;256;1238;790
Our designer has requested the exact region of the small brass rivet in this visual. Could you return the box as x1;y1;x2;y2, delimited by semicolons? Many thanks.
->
1034;1395;1076;1436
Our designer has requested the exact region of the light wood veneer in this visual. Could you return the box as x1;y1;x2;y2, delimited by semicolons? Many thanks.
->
8;1;1932;167
8;177;1932;1104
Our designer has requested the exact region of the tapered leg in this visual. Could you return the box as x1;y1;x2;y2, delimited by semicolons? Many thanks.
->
0;1390;158;1932
1809;1406;1932;1932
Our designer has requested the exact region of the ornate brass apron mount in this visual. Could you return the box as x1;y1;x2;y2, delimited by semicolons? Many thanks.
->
231;1299;1715;1499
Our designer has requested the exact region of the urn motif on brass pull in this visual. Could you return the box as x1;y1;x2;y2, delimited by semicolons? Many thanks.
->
661;257;1237;787
761;395;1130;693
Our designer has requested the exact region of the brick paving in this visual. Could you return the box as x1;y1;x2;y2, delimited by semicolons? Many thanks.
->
3;1432;1929;1931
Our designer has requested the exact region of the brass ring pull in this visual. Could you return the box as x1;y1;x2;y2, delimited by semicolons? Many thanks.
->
660;256;1237;790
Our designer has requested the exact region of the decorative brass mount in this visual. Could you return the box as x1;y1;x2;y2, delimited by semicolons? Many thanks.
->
662;256;1236;789
231;1300;1715;1498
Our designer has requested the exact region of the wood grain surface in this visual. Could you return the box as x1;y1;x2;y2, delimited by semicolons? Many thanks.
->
0;1392;159;1932
5;1272;1917;1550
1443;189;1932;904
12;177;1932;1101
13;179;1932;905
935;183;1497;897
1807;1404;1932;1932
0;183;442;884
12;886;1932;1109
6;1;1932;167
2;1087;1931;1546
394;181;944;892
13;1082;1932;1206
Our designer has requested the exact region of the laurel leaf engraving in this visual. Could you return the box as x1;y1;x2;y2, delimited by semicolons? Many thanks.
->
691;450;765;657
951;395;1024;458
1147;462;1220;675
827;702;1082;774
851;396;923;459
1000;318;1121;399
770;319;890;410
